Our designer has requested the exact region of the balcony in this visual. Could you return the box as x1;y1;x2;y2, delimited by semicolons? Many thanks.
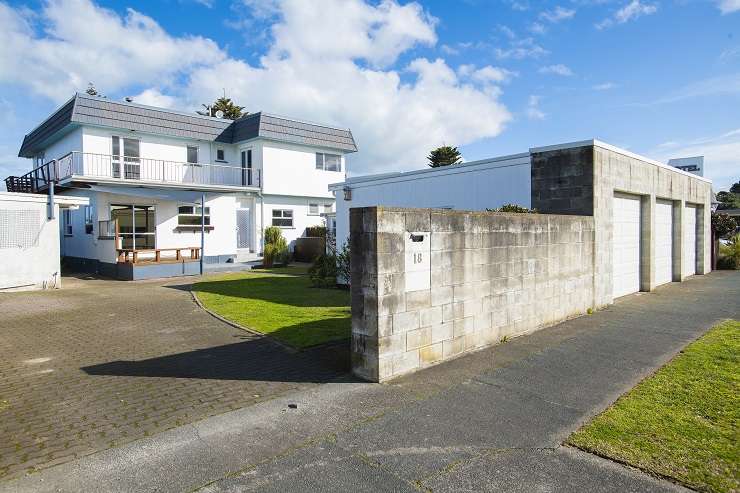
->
5;151;260;193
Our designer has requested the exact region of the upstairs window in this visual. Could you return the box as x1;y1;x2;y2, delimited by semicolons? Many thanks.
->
308;203;319;215
272;209;293;228
324;204;333;214
216;149;225;161
177;205;211;227
316;153;341;172
187;146;199;165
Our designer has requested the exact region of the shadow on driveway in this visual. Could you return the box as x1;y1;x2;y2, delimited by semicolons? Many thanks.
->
82;334;353;384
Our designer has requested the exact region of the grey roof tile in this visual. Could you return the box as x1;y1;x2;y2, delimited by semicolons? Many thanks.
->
18;93;357;157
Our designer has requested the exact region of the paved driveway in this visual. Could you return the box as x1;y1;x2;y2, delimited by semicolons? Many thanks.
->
3;271;738;493
0;274;347;480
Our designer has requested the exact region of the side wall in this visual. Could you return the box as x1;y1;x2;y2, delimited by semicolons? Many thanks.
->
0;198;62;290
350;207;595;382
335;157;531;252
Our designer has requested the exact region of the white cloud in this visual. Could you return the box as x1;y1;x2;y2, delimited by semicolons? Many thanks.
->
652;129;740;191
717;0;740;14
495;37;549;59
440;44;459;55
642;73;740;105
528;22;547;34
592;82;617;90
458;65;517;84
526;95;546;120
595;0;657;29
539;6;576;23
0;0;512;176
0;0;226;102
130;88;178;108
539;64;574;76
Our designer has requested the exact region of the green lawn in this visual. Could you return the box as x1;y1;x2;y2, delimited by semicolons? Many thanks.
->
192;266;350;349
568;320;740;492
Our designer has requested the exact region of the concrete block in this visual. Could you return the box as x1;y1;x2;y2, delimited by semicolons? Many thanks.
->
431;322;454;343
430;285;453;306
378;292;406;316
443;337;465;358
420;305;443;327
377;211;404;233
405;210;431;232
419;343;444;366
378;333;405;355
406;326;432;350
392;310;420;334
406;290;431;311
392;350;420;376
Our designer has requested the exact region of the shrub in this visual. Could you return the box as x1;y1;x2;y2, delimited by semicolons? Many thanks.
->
718;234;740;270
309;241;351;288
308;254;338;287
263;227;288;268
305;225;327;238
264;226;283;246
486;204;538;213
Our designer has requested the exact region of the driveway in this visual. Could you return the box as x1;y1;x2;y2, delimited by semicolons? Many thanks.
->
2;271;738;492
0;274;347;480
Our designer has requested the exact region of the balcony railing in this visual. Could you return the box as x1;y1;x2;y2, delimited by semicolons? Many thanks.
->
5;151;260;192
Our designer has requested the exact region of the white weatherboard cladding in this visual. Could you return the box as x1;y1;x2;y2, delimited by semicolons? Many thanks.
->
654;199;673;286
404;231;430;292
684;204;697;276
612;193;641;298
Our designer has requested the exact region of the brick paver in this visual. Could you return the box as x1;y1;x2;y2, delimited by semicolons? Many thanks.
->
0;274;347;480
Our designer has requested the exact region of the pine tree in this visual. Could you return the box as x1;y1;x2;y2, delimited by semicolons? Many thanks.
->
427;145;462;168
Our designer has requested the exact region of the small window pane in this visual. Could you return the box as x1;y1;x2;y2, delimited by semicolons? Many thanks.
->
216;149;225;161
309;203;319;215
123;138;139;158
187;146;198;164
178;206;194;214
315;153;324;170
112;136;120;156
325;154;341;171
324;204;333;213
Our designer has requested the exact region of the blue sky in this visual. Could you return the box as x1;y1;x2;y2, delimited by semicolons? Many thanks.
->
0;0;738;189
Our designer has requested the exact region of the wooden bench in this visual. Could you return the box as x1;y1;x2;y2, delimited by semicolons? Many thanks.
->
117;247;201;264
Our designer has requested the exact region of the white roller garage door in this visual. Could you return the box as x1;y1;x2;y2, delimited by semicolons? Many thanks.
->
655;199;673;286
613;193;641;298
683;204;697;276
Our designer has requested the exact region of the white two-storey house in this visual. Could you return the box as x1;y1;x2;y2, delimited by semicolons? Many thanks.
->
6;93;357;279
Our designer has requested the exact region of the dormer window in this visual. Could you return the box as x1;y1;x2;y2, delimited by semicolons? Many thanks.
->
316;153;341;172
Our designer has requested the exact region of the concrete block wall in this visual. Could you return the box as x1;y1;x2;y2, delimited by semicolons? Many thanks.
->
350;207;595;382
531;143;713;308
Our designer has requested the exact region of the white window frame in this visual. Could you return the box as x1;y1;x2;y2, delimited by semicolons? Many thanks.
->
62;209;73;236
216;148;226;162
324;204;333;214
272;209;294;228
308;203;319;215
177;205;212;228
315;153;342;172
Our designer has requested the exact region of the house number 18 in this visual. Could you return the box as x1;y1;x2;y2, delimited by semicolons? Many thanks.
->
413;252;423;264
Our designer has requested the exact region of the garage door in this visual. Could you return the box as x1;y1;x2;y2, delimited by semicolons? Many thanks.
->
683;204;697;276
655;200;673;286
613;193;642;298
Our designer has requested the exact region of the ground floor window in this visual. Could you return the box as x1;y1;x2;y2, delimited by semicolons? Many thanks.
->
84;206;94;234
177;205;211;227
62;209;72;236
110;204;155;249
272;209;293;228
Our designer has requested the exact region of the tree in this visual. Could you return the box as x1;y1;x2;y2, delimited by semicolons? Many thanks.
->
730;180;740;194
716;190;740;210
712;212;738;240
197;97;245;120
486;204;538;213
427;145;462;168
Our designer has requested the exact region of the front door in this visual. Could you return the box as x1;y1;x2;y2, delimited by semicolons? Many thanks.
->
236;208;250;249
